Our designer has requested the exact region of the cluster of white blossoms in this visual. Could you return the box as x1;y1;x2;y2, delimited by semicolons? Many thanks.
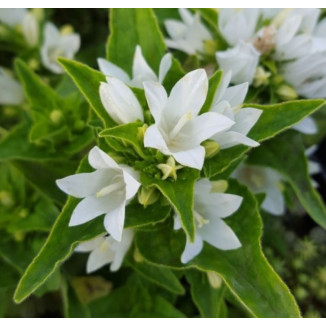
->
57;45;264;272
0;8;80;74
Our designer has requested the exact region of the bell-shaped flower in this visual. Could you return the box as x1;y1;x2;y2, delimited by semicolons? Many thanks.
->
218;9;259;47
98;45;172;89
216;41;260;84
164;8;213;56
143;69;235;170
174;179;242;263
99;76;144;125
210;71;262;148
0;68;24;106
75;229;134;273
232;164;285;216
56;146;140;241
41;22;80;74
0;8;38;47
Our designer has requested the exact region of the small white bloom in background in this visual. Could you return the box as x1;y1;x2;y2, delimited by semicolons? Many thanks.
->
210;71;262;148
143;69;234;170
0;8;39;47
164;8;213;56
75;229;134;273
306;145;322;188
98;45;172;89
292;117;318;135
232;164;285;216
56;146;140;241
0;68;24;106
99;76;144;125
174;179;242;264
41;22;80;74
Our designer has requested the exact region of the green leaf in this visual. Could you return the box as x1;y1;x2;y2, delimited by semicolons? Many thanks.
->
107;9;166;75
200;70;222;113
204;99;325;178
136;180;301;317
141;168;200;242
246;130;326;229
128;258;185;295
186;269;226;318
58;58;114;127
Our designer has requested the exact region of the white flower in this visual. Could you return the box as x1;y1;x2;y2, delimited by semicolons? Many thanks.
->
232;164;285;216
0;68;24;106
98;45;172;89
218;9;260;47
0;8;38;47
143;69;234;170
216;41;260;84
210;71;262;148
41;22;80;74
75;229;134;273
164;8;213;55
99;76;144;125
174;179;242;263
56;146;140;241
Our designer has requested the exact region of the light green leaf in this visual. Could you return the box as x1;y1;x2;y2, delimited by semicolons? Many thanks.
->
107;9;166;75
246;130;326;229
58;58;114;127
135;180;301;317
141;168;200;242
204;99;325;178
128;258;185;295
186;269;226;318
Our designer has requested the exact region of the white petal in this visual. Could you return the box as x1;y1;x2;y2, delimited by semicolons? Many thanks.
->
88;146;119;170
60;33;81;58
131;45;157;87
173;215;182;230
173;146;205;170
262;187;285;216
99;78;144;124
292;117;318;135
97;58;130;84
181;235;203;264
110;229;134;271
179;8;194;25
158;53;172;83
56;169;116;198
195;192;243;219
223;83;249;109
276;15;302;47
213;131;259;149
164;20;188;40
0;68;24;106
177;112;234;146
144;125;170;155
200;219;241;250
143;81;168;122
86;245;115;273
122;170;140;201
103;202;126;241
233;107;262;135
22;13;39;47
0;8;27;27
69;194;122;226
212;70;232;105
166;69;208;120
75;236;104;252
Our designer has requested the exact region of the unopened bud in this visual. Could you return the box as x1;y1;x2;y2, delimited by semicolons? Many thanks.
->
294;286;308;301
28;58;39;70
207;271;222;289
19;208;29;219
14;231;25;242
138;186;159;208
0;191;14;207
60;24;74;36
73;120;86;133
137;124;148;141
211;180;228;193
204;140;220;159
31;8;45;21
50;109;63;125
133;247;144;263
276;84;298;101
0;25;8;37
203;40;218;56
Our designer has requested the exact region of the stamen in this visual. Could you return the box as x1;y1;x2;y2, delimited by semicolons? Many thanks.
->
169;111;193;139
96;182;122;198
194;210;209;228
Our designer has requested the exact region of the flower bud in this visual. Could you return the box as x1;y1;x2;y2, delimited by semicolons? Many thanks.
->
19;208;29;219
73;120;86;133
138;186;159;208
0;191;14;207
294;286;308;301
203;40;218;56
276;85;298;101
207;271;222;289
28;59;39;70
50;109;64;125
203;140;220;159
31;8;45;22
60;24;74;36
211;180;228;193
14;231;25;242
133;247;144;263
137;124;148;142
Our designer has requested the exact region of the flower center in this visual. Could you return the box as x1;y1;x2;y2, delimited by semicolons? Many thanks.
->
253;26;276;54
194;210;209;228
169;111;193;139
96;182;122;198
